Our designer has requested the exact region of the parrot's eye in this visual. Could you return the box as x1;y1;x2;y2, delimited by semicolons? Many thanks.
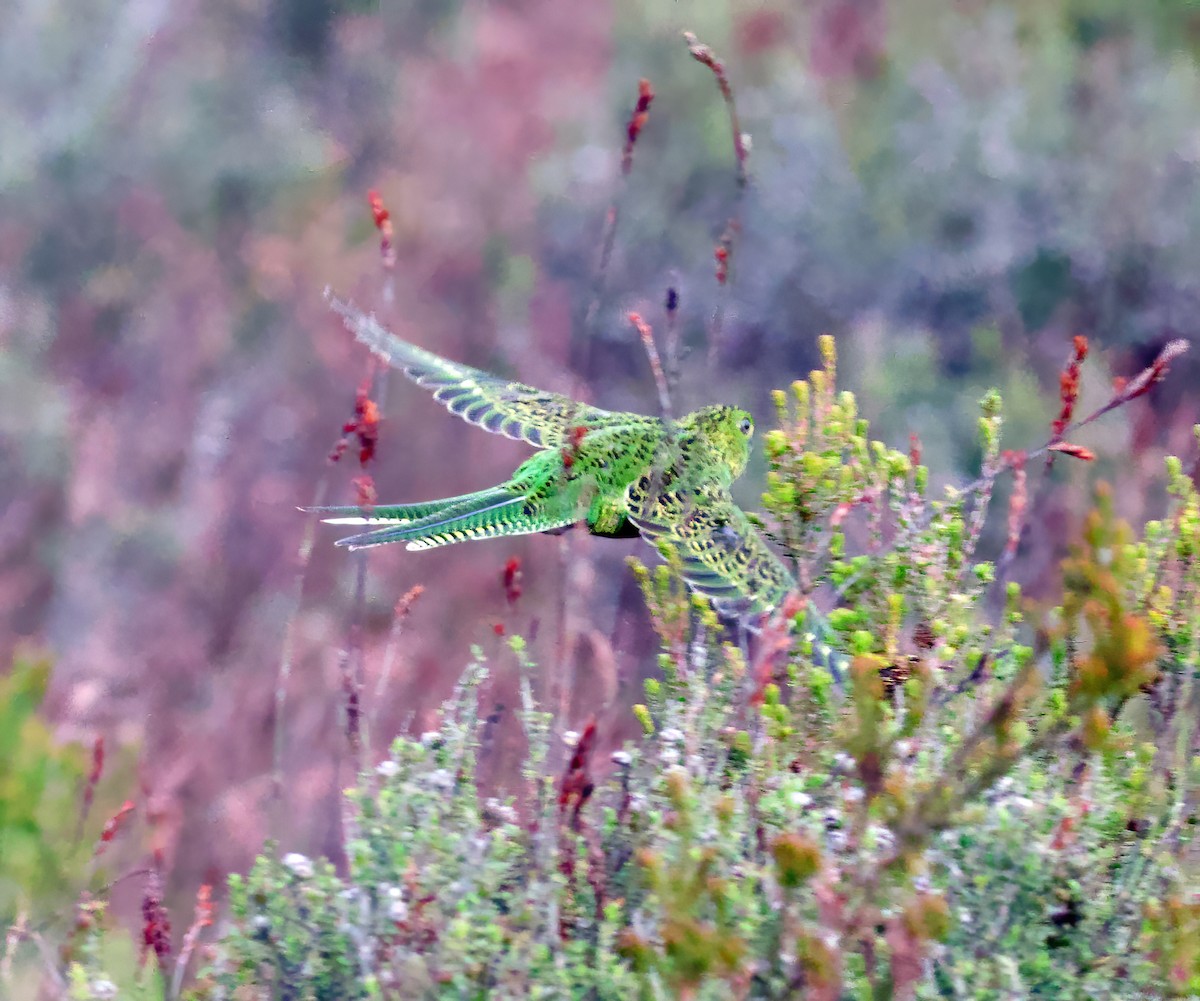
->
738;417;753;436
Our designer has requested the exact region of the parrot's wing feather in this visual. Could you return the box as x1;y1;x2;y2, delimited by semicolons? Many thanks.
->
625;475;795;616
328;294;652;448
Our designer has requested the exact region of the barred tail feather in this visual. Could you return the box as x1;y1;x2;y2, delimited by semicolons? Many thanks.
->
302;490;500;527
332;488;576;551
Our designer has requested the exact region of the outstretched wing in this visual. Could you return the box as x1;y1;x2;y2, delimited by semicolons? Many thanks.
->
624;475;795;617
328;293;655;448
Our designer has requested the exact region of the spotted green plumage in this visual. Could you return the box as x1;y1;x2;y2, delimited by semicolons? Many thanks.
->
314;296;797;616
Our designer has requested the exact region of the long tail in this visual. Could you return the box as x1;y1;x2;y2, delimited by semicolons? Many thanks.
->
310;486;576;551
303;491;491;527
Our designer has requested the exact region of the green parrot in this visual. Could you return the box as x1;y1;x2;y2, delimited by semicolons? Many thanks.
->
312;296;800;619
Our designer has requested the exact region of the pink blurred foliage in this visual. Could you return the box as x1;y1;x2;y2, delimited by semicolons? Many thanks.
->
0;0;645;921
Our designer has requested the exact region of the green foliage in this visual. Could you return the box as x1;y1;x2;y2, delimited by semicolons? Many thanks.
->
0;654;146;999
194;352;1198;999
0;652;87;924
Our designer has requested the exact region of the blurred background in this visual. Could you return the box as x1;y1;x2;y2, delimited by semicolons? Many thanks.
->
1;0;1197;925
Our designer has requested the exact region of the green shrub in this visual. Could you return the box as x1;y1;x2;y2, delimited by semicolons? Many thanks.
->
196;340;1199;999
0;652;88;925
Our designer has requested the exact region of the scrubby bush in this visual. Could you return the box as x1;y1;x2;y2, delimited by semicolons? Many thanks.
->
194;338;1198;999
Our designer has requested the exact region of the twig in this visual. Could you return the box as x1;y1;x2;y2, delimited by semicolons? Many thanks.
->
936;338;1190;540
370;585;425;755
74;735;105;845
275;310;384;826
272;476;328;836
683;31;749;368
1;913;25;987
582;79;656;348
23;930;66;995
169;884;214;1000
627;311;673;420
682;32;748;189
367;188;396;305
663;283;682;394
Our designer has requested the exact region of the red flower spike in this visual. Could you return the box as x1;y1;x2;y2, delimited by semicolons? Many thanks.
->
909;432;922;467
92;799;135;862
1051;334;1089;441
367;189;390;229
194;884;214;929
351;474;376;509
1047;442;1095;462
558;719;598;830
714;244;729;284
396;585;424;618
351;384;381;466
502;557;523;606
140;854;172;970
1074;339;1189;432
329;382;381;469
367;189;396;269
621;79;655;176
712;222;739;286
173;883;216;990
79;735;105;830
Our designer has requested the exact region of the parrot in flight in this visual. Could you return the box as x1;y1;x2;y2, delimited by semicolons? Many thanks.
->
312;295;801;619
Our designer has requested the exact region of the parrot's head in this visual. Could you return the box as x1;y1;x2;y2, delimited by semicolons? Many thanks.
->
688;405;754;480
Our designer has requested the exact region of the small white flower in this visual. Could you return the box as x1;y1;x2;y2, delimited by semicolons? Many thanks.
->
483;797;518;825
867;825;896;852
419;730;443;748
660;727;685;744
427;768;455;792
387;898;409;922
283;852;314;878
376;759;400;778
832;752;855;772
90;981;118;1000
844;786;865;804
562;730;580;748
660;748;680;766
958;908;972;925
611;750;633;767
